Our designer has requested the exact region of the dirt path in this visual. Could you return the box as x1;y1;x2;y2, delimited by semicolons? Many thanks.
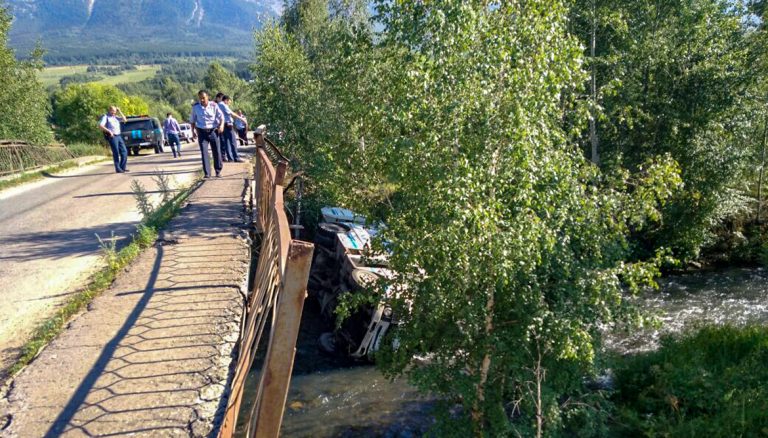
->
0;162;250;437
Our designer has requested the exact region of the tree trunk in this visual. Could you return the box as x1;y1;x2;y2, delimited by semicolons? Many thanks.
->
589;1;599;165
758;116;768;224
534;340;544;438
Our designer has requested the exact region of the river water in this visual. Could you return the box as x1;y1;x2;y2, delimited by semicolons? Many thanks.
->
239;266;768;437
604;266;768;354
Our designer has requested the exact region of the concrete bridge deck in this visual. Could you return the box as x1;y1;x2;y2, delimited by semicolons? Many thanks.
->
0;162;250;437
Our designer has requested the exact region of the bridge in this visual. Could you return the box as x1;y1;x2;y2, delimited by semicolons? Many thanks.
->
0;134;313;437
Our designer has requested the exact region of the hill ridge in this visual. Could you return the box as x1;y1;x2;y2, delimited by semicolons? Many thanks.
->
6;0;281;60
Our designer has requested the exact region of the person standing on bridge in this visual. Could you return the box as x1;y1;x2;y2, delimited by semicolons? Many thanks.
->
190;90;224;178
163;112;183;158
214;92;228;161
219;95;245;162
235;110;248;146
98;106;129;173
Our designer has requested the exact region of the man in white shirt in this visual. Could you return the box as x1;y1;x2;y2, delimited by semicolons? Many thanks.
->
163;113;183;158
98;106;129;173
217;94;245;162
190;90;224;178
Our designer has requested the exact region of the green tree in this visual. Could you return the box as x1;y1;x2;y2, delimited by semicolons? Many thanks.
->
365;2;681;435
52;83;148;144
203;62;249;102
570;0;761;260
0;5;53;145
159;76;190;109
251;0;682;435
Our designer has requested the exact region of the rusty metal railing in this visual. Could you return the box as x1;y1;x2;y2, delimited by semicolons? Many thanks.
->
218;133;314;438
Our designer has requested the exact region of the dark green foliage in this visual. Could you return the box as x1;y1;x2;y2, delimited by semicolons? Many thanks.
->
203;61;252;106
115;60;254;122
246;0;768;436
59;72;103;86
249;1;683;436
612;325;768;437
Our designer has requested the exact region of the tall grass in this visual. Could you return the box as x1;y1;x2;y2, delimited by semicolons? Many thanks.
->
612;325;768;437
66;142;109;157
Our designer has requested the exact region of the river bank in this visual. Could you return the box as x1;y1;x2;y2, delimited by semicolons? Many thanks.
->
229;265;768;436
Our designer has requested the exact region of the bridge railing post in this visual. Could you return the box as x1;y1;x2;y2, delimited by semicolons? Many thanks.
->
246;240;313;438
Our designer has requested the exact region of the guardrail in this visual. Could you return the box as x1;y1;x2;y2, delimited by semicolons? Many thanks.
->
218;134;314;438
0;141;76;176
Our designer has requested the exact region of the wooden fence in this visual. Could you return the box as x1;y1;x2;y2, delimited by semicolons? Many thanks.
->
218;135;314;438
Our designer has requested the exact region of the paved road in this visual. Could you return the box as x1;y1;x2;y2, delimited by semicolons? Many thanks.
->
1;163;249;437
0;149;206;377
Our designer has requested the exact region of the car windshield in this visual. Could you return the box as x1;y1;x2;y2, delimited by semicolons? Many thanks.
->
122;120;154;131
180;124;191;129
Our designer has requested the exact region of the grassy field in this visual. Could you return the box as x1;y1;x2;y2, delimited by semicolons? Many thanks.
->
39;64;161;87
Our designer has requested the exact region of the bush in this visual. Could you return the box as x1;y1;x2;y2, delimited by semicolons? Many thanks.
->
52;83;148;144
612;325;768;437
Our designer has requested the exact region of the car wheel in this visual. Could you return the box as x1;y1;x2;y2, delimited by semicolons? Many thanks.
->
318;332;338;355
317;222;351;239
132;147;140;156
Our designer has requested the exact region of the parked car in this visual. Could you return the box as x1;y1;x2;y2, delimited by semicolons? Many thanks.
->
179;123;194;143
120;116;164;156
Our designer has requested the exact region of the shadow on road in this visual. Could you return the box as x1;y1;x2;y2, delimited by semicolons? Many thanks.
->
36;179;247;436
74;189;178;199
41;171;115;179
0;222;139;262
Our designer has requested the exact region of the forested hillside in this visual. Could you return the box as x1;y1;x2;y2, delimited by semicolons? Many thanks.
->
6;0;280;61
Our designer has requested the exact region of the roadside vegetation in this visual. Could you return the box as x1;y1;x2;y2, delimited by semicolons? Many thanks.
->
0;6;51;145
7;173;200;377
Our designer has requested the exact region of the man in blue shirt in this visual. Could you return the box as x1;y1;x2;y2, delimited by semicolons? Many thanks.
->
98;106;129;173
218;95;246;162
190;90;224;178
163;112;183;158
234;110;248;145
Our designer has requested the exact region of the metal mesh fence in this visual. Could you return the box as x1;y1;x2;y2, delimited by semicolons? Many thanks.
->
0;141;77;176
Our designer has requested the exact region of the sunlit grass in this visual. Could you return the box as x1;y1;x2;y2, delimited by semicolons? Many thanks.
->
38;64;161;87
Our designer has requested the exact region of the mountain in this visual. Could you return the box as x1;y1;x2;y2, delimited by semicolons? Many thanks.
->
6;0;283;61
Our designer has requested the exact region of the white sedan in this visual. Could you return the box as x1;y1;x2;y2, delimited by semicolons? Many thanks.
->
179;123;194;143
